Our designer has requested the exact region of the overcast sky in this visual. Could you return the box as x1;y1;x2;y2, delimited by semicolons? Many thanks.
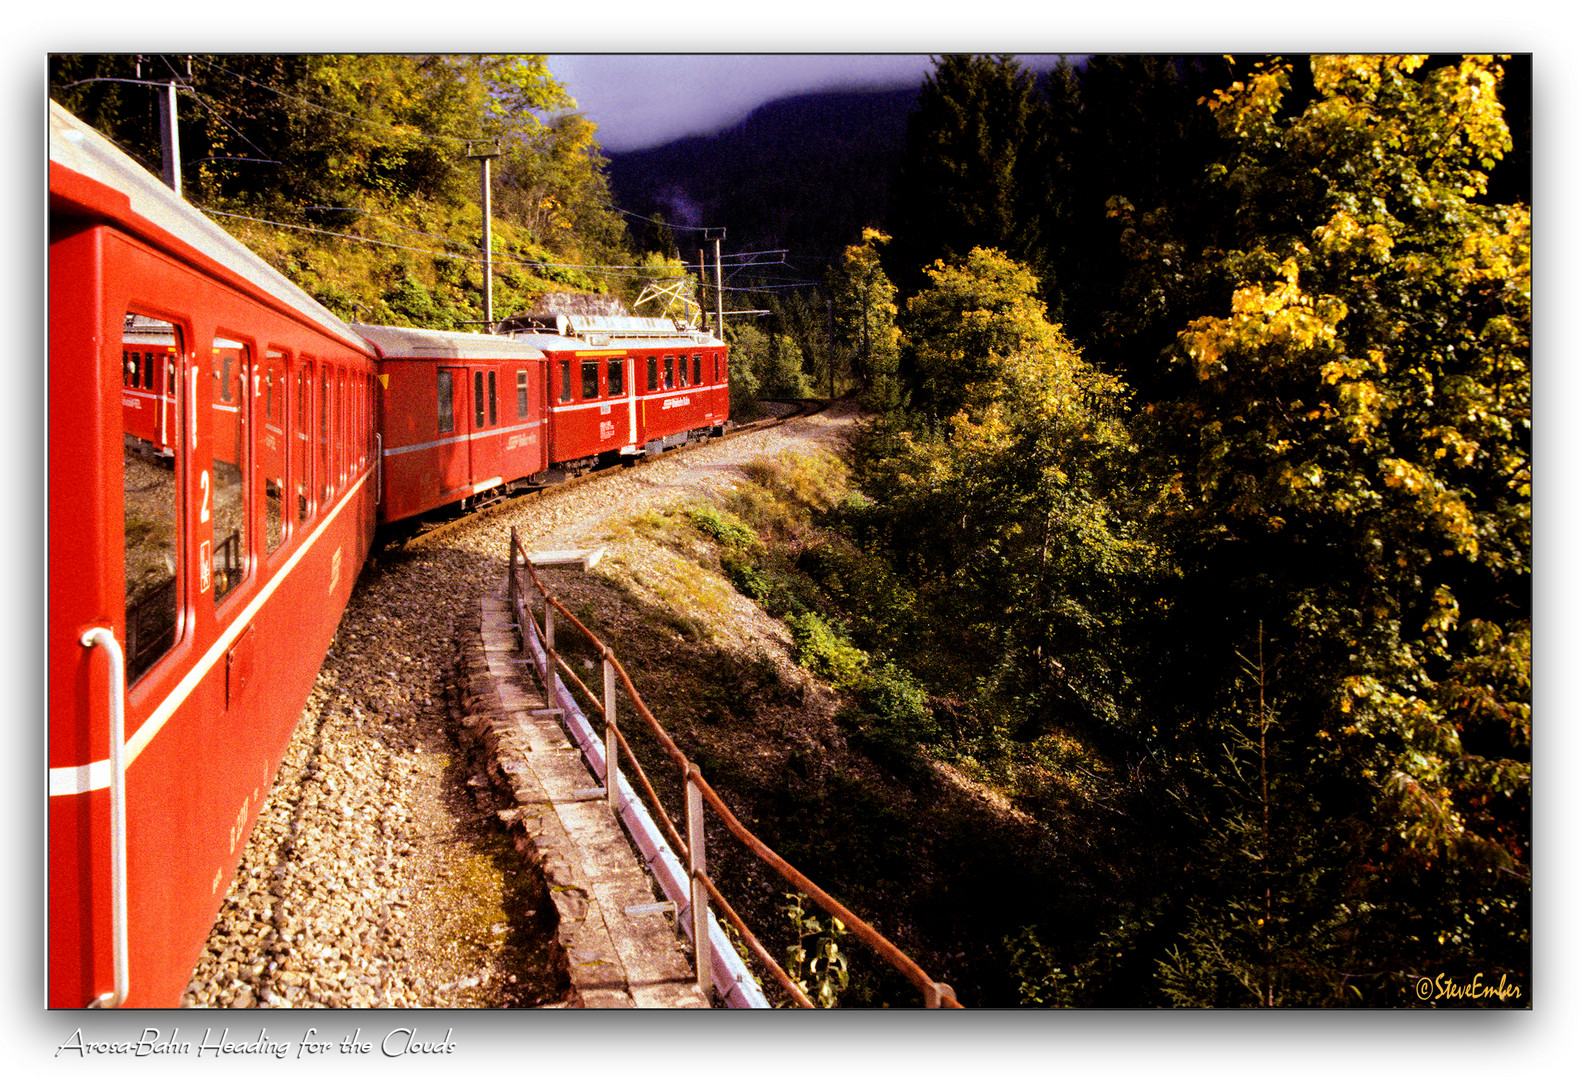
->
545;54;1069;153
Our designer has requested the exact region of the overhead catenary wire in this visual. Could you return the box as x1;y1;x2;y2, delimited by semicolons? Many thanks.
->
65;61;748;251
198;205;818;291
63;61;830;295
186;56;493;146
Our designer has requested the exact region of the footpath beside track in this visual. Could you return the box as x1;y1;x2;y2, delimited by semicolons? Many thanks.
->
450;597;708;1007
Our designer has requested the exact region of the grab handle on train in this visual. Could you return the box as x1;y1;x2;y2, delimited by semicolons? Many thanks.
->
81;627;130;1008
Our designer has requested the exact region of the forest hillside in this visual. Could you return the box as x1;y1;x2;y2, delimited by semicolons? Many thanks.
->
49;53;1532;1008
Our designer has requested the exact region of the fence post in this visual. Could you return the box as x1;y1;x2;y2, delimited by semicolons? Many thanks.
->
508;527;518;616
687;774;712;1000
603;654;619;811
544;604;556;702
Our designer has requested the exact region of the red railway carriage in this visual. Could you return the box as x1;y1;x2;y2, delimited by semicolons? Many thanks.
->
48;102;380;1007
498;313;729;468
352;323;550;527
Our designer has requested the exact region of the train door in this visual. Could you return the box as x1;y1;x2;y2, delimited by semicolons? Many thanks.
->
503;362;547;480
435;366;471;495
622;354;638;448
469;365;503;486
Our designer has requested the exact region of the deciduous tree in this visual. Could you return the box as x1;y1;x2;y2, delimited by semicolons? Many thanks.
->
1135;55;1530;999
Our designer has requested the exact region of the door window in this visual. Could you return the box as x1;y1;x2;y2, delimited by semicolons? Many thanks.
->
122;314;182;683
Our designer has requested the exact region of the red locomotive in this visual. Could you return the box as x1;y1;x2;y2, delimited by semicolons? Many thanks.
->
48;101;733;1008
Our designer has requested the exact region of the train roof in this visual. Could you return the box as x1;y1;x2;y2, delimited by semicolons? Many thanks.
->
499;312;724;350
48;101;369;354
350;323;547;361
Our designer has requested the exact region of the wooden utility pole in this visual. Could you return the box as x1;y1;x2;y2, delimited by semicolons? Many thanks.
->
698;248;708;332
158;81;181;196
469;141;501;329
712;231;725;341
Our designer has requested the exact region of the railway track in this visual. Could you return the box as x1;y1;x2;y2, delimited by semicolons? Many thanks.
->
183;397;829;1008
394;399;821;552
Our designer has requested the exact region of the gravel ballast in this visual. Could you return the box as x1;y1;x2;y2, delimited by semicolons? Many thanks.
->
181;402;856;1009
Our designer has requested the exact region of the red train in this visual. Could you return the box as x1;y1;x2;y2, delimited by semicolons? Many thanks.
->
48;101;730;1008
358;315;729;536
357;324;552;528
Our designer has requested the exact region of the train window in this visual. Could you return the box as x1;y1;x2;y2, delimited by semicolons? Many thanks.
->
474;370;487;427
714;354;721;382
677;356;689;388
125;351;146;388
437;369;455;434
319;369;332;504
693;354;703;386
349;373;360;471
516;370;528;417
332;372;340;488
341;371;350;489
262;351;287;553
295;363;311;522
211;336;249;604
123;314;181;684
608;358;624;396
647;356;659;392
664;355;675;390
582;359;600;399
559;359;573;403
488;370;498;426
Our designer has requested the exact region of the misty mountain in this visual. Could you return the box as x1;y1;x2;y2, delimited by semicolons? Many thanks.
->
604;85;920;275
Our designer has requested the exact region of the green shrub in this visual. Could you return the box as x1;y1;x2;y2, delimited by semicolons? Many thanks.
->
785;611;867;688
839;661;941;772
687;504;762;555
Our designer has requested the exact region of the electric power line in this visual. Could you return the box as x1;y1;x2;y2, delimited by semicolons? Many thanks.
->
63;60;769;264
199;205;811;291
63;60;831;293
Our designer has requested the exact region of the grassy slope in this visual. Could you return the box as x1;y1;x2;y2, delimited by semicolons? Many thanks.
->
524;449;1158;1007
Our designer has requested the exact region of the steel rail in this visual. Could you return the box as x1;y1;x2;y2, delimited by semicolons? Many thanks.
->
399;398;822;551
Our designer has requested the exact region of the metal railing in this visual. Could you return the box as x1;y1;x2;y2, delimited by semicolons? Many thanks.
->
507;526;961;1009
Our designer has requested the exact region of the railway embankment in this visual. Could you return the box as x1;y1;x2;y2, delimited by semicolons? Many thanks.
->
182;402;857;1009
